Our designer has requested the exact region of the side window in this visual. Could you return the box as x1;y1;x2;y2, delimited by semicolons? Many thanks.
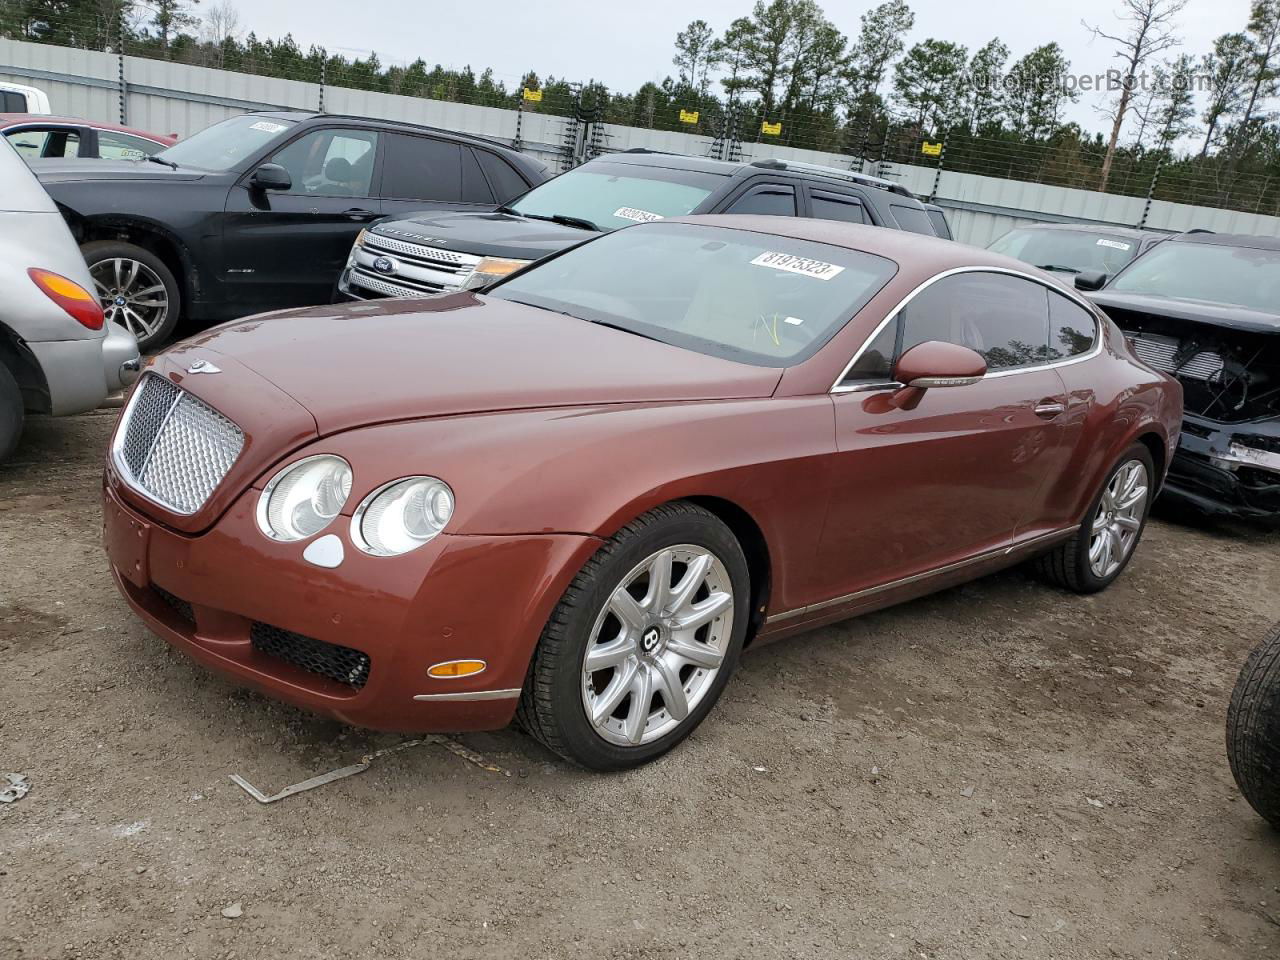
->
725;184;797;217
6;128;50;158
841;318;900;384
461;148;493;204
476;150;531;203
98;130;163;160
900;272;1050;372
1;91;28;112
926;209;952;240
270;128;379;198
889;203;936;235
380;134;464;202
811;190;869;225
1048;291;1098;360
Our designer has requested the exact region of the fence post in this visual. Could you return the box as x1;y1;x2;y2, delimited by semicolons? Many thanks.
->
318;53;326;113
116;7;128;125
928;135;946;201
1138;155;1163;229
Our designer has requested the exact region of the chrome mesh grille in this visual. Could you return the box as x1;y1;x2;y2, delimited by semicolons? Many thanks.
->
1129;333;1225;382
114;374;244;515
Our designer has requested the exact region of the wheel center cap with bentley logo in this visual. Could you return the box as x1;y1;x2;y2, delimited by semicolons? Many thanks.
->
641;626;662;654
372;256;397;275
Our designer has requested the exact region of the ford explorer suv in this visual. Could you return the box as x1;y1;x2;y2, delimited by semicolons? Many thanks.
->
336;152;947;299
31;111;548;349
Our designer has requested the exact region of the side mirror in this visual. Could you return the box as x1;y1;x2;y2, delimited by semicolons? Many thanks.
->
1074;270;1107;291
887;341;986;410
249;163;292;191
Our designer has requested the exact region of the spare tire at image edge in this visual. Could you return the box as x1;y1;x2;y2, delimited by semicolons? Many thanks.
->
1227;622;1280;829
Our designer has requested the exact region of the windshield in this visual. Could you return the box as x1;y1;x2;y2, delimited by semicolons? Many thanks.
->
156;114;297;171
989;228;1141;274
508;161;724;231
488;222;898;367
1108;241;1280;313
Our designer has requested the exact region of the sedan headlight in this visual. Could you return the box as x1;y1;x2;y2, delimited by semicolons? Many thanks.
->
462;257;532;290
256;455;353;541
351;476;455;556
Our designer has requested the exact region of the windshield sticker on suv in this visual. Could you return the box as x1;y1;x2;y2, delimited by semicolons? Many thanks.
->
1096;238;1133;251
249;120;288;134
749;251;845;280
613;207;664;223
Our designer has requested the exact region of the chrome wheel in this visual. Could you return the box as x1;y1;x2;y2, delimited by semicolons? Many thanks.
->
1089;459;1149;579
90;258;169;342
581;544;734;747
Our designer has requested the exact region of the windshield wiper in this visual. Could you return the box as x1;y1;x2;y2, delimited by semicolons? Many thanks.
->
518;212;601;232
1035;263;1080;274
588;318;662;342
145;155;178;169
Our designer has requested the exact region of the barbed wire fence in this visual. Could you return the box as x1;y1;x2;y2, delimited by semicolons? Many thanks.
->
5;13;1280;221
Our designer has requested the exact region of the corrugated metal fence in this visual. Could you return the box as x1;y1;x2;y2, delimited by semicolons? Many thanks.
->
4;37;1279;246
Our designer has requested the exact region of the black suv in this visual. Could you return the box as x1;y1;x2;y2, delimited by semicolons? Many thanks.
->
336;151;947;300
32;111;548;348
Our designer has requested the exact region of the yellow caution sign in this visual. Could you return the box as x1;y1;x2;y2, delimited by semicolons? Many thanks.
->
679;109;700;124
761;121;782;136
921;141;943;156
522;88;543;102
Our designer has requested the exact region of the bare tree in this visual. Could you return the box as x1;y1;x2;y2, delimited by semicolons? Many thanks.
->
1084;0;1188;190
201;1;241;66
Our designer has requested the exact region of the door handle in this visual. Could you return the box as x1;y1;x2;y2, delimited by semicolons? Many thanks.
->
1034;399;1067;419
343;208;377;221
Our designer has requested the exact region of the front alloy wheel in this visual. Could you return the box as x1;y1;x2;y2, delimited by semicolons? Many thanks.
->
519;502;751;770
582;545;734;747
91;257;169;342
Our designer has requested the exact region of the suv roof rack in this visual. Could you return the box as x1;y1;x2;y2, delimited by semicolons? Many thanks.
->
748;158;915;197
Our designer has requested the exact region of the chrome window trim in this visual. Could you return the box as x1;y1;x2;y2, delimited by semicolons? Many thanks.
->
765;527;1075;625
830;265;1104;394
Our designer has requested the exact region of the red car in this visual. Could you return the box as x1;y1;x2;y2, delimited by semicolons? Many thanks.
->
102;217;1182;769
2;114;175;161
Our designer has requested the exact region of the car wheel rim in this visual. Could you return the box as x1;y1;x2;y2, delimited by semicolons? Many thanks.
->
1088;459;1149;579
581;544;734;748
90;258;169;341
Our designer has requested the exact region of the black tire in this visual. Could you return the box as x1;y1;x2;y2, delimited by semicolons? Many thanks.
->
517;502;751;771
1034;442;1155;593
81;240;181;351
0;361;23;464
1227;623;1280;829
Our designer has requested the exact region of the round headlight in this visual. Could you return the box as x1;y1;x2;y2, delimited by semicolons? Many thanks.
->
256;455;353;541
351;476;454;556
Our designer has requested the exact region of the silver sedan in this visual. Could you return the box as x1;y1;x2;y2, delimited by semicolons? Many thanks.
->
0;138;139;462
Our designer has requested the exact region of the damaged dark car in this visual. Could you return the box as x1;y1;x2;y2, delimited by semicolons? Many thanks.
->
1083;232;1280;521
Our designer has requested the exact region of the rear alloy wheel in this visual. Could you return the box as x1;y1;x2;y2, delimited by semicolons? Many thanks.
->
82;241;180;351
518;502;750;770
1034;443;1155;593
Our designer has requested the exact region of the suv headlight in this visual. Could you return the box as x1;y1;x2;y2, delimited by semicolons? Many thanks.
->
256;455;353;541
351;476;455;556
462;257;532;290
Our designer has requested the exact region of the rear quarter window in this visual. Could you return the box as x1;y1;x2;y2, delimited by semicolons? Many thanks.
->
476;150;531;202
889;203;935;236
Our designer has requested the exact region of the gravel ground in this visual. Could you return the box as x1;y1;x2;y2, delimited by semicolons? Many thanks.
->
2;410;1279;960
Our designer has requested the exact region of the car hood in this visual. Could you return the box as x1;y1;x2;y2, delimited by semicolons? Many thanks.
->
371;210;600;260
167;293;782;435
1090;291;1280;335
31;158;204;183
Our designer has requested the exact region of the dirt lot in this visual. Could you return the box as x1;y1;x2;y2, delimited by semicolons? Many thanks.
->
2;410;1279;960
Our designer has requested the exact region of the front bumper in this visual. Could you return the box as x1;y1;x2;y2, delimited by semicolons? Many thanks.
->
1162;414;1280;519
103;476;601;732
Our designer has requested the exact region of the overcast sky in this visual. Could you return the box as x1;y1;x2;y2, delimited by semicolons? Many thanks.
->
232;0;1252;134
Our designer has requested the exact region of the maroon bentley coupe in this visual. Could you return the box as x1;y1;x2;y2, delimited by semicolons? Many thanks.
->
102;217;1182;769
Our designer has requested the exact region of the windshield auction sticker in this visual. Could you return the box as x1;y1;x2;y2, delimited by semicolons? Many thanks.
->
750;251;845;280
613;207;664;223
250;121;288;134
1096;238;1132;250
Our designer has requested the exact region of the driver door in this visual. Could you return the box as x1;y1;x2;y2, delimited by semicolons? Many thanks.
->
222;127;383;313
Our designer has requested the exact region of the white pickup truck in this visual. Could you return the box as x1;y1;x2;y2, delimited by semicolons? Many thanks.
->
0;81;52;114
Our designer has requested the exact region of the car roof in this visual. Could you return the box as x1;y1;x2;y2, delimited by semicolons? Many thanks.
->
247;110;530;158
598;150;919;199
662;214;1037;274
1168;231;1280;251
0;114;175;142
